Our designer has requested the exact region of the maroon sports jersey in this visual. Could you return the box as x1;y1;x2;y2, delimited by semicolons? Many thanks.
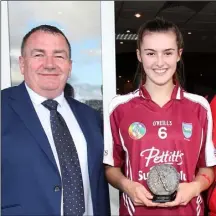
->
104;85;216;216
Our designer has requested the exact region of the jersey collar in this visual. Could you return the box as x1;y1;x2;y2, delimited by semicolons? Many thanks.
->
139;84;184;100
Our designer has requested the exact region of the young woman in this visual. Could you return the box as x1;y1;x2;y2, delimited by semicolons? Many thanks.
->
103;17;216;216
208;94;216;216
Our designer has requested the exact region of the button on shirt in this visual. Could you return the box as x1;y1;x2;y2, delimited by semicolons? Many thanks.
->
25;83;93;216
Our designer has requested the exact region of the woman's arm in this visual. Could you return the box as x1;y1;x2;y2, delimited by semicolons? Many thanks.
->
163;167;214;207
105;165;159;207
192;167;215;196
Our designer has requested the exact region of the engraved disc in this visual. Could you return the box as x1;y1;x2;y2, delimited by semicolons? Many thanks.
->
147;164;180;195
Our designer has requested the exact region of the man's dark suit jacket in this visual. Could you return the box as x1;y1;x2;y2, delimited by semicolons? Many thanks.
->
1;82;110;216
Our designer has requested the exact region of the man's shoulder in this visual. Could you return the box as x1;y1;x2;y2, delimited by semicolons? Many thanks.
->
66;97;99;116
1;85;18;100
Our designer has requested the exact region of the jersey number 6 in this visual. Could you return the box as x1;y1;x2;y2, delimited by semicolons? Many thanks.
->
158;127;167;139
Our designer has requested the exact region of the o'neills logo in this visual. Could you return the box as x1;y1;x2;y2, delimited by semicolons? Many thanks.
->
140;147;184;167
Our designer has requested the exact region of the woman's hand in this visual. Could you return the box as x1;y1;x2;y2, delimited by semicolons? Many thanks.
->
125;181;160;207
160;182;198;207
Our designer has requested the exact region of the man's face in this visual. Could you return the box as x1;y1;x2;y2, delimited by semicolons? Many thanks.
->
19;30;72;98
137;31;182;86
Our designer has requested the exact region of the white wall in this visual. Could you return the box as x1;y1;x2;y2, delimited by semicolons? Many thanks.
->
101;1;119;215
1;1;11;89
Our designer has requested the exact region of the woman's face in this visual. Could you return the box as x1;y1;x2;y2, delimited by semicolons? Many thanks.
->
137;31;182;86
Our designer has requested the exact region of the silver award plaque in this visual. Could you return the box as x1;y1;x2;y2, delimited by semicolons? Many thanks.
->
147;164;180;203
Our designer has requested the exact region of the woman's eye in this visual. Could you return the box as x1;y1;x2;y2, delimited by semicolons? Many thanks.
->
147;53;155;56
165;52;172;56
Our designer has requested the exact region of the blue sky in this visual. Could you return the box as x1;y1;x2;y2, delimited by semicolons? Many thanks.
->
70;38;102;85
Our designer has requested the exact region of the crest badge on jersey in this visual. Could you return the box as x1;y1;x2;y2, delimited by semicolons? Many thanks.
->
128;122;146;140
182;122;193;139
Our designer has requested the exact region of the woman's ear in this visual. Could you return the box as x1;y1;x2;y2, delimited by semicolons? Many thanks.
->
177;48;183;62
136;49;142;62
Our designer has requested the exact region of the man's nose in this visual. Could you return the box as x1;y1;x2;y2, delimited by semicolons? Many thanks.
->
44;56;56;70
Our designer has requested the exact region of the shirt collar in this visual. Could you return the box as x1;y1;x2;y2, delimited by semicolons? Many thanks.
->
25;83;64;107
139;84;184;100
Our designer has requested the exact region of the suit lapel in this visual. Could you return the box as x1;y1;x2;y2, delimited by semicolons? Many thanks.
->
9;83;58;172
66;97;96;177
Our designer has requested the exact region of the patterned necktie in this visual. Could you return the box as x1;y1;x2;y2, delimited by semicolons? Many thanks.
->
42;99;85;216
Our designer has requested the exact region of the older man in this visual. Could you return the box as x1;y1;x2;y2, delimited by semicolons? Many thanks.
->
1;25;110;216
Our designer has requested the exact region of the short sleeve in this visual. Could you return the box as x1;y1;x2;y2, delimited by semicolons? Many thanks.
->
103;99;125;167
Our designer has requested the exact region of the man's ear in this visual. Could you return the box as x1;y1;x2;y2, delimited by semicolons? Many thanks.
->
68;59;72;78
136;49;142;62
19;56;25;75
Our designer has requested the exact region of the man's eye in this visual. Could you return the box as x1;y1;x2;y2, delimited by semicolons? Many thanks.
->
147;53;155;56
55;55;64;59
34;54;43;57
